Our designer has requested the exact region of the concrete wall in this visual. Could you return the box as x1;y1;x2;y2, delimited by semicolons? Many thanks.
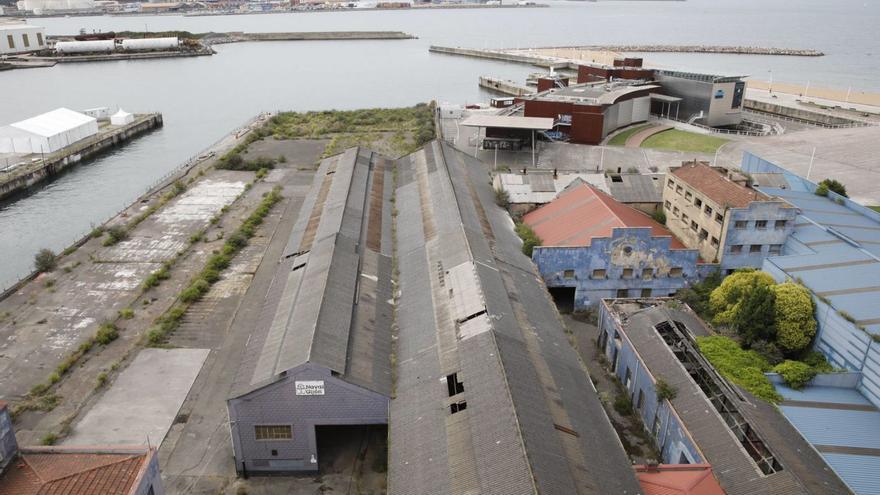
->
655;73;743;127
531;228;707;309
133;450;166;495
706;80;744;127
597;306;703;464
743;99;860;126
0;26;46;55
228;363;389;473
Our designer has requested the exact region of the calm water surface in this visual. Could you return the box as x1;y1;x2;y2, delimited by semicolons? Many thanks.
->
0;0;878;287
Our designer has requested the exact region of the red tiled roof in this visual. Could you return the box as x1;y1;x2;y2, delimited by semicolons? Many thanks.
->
635;464;726;495
0;448;152;495
523;182;687;249
671;163;767;208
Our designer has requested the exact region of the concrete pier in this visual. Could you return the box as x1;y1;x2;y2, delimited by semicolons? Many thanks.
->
0;113;163;201
429;46;576;70
479;76;534;96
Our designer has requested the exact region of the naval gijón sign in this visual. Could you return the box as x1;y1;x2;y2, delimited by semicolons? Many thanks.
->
295;381;325;396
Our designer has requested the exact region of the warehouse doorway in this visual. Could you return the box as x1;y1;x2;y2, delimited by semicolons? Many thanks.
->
315;424;388;484
548;287;576;313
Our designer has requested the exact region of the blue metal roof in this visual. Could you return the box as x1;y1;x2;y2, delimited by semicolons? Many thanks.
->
777;385;873;406
822;453;880;495
779;406;880;449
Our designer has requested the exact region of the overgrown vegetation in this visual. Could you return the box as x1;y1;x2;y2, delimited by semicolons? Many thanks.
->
102;225;129;246
815;178;848;198
772;360;816;390
651;208;666;225
654;378;678;401
494;187;510;208
676;270;722;318
95;322;119;345
34;248;57;273
514;222;542;257
217;154;277;172
142;263;171;290
696;335;782;403
146;187;283;346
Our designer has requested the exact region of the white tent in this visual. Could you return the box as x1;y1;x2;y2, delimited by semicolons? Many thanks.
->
0;108;98;154
110;108;135;126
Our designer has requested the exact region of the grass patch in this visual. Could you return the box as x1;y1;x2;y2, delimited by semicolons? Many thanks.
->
640;129;728;153
607;124;652;146
869;206;880;213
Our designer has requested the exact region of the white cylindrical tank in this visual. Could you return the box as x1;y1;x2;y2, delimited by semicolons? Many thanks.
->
120;37;179;51
54;40;115;54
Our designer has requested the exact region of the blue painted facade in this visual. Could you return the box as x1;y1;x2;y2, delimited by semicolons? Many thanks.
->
531;227;715;309
718;201;797;271
0;403;17;472
597;304;703;465
741;152;880;410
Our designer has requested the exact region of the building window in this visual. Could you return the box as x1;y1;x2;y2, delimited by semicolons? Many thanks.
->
36;32;43;46
446;373;464;397
690;221;698;232
617;289;629;298
685;191;693;202
641;288;652;297
750;245;762;253
563;269;575;279
715;213;724;224
592;269;606;279
755;220;767;230
624;368;632;390
672;207;679;217
710;236;719;247
704;205;713;216
642;268;653;279
637;389;645;409
681;213;689;223
694;198;702;208
775;220;787;230
450;401;467;414
730;245;743;254
699;229;708;240
7;35;14;49
735;220;748;229
22;34;29;48
622;268;634;279
676;185;683;195
769;244;782;255
255;425;292;441
665;200;671;210
669;267;683;277
652;414;662;436
667;179;674;189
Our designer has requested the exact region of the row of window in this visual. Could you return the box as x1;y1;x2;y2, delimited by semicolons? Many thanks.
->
588;267;683;279
734;219;787;230
6;32;43;50
666;181;724;225
729;244;782;255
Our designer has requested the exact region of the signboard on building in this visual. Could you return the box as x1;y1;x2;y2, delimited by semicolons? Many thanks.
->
295;381;325;396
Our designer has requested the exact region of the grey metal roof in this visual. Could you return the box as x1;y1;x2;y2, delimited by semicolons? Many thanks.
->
606;173;664;204
604;299;853;495
389;141;640;495
231;147;393;398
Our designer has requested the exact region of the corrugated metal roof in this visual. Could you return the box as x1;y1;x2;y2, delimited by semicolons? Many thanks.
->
523;182;686;248
494;171;608;204
460;114;555;130
607;173;664;204
231;147;393;398
389;141;641;495
821;453;880;495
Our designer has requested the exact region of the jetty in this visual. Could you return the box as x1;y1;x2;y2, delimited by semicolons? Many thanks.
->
0;113;163;201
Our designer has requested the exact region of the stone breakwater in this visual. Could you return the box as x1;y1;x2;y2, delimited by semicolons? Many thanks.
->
572;45;824;57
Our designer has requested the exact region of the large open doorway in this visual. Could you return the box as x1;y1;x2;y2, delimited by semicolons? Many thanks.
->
548;287;576;313
315;424;388;490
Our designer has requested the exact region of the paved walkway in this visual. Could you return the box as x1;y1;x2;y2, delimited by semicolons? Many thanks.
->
625;124;671;148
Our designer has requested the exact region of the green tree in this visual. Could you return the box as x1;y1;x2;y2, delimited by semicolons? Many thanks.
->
709;269;776;325
815;178;848;198
34;248;57;273
731;283;777;347
678;270;722;318
772;283;817;354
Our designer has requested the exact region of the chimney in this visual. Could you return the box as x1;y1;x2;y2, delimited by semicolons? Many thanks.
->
645;461;661;472
0;401;19;473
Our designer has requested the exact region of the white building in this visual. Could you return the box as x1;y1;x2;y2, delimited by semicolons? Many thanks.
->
0;22;46;55
16;0;95;12
0;108;99;155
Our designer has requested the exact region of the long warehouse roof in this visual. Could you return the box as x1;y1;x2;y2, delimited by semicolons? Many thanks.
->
460;114;555;130
9;108;96;138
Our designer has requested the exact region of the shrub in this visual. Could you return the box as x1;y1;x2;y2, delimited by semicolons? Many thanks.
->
277;155;287;163
802;350;834;373
750;339;784;366
96;372;108;388
90;225;105;238
771;283;817;354
651;208;666;225
255;167;269;180
677;270;722;318
655;378;678;401
613;394;634;416
202;267;221;284
709;269;776;325
773;360;816;390
95;322;119;345
41;432;58;446
226;231;248;250
180;279;210;303
696;335;781;403
173;180;187;196
494;187;510;208
103;225;129;246
34;248;57;273
515;222;542;257
815;178;847;198
119;308;135;320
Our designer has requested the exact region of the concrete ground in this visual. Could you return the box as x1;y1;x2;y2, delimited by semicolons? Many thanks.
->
62;348;209;446
720;125;880;204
